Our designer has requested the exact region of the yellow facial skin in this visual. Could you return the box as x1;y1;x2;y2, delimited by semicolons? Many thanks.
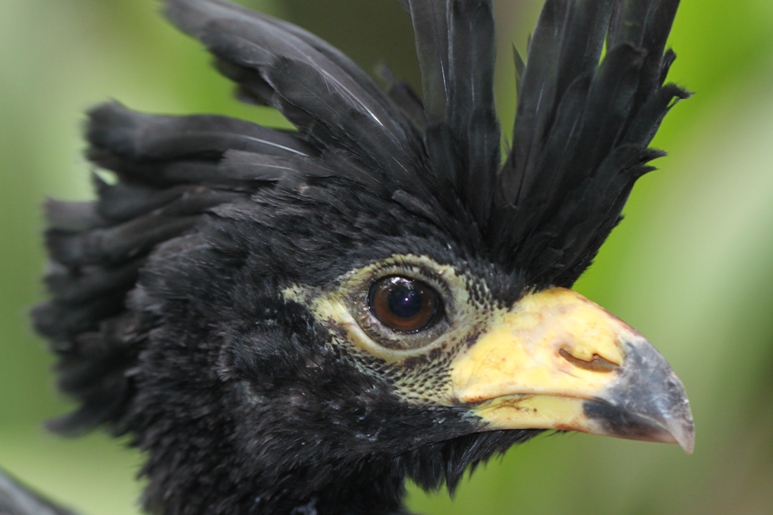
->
452;288;626;405
452;288;694;452
451;287;626;432
285;256;694;453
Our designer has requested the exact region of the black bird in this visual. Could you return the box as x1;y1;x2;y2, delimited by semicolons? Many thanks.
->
10;0;694;513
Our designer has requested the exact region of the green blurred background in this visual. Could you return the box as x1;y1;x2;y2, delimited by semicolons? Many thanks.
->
1;0;772;513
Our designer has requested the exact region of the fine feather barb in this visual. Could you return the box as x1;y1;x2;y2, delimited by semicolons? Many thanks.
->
497;0;685;286
608;0;682;123
505;73;592;241
88;101;316;161
33;291;127;342
504;0;681;201
163;0;422;175
46;313;141;436
376;62;428;130
89;153;230;189
44;258;143;305
507;0;617;204
387;81;428;131
405;0;451;122
447;0;500;224
565;44;646;183
91;149;317;192
405;0;500;226
553;0;615;115
506;0;568;204
93;180;216;223
621;82;689;147
609;0;680;51
46;215;197;267
45;199;104;231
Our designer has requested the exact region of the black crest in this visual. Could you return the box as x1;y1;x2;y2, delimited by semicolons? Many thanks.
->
158;0;687;287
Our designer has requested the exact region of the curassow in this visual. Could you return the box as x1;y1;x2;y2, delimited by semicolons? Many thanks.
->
7;0;695;513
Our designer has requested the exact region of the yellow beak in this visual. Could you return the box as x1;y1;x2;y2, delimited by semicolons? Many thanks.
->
451;287;694;453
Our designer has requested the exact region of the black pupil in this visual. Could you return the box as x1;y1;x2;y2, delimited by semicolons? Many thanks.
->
369;276;440;334
387;282;424;319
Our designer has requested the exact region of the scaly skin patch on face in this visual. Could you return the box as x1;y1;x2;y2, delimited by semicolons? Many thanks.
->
283;255;479;363
282;255;496;405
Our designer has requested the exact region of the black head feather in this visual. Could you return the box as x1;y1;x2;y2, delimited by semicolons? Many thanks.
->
32;0;687;513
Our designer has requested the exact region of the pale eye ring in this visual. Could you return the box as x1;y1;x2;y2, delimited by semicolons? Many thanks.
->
368;276;441;333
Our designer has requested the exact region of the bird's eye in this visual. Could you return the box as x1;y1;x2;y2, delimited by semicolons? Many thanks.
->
369;276;441;333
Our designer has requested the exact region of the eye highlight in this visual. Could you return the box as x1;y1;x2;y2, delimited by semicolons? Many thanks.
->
369;276;441;333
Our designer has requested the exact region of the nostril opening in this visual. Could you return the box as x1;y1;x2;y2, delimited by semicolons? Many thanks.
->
559;349;619;373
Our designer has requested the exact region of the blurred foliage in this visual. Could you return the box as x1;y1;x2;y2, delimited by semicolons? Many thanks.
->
1;1;772;514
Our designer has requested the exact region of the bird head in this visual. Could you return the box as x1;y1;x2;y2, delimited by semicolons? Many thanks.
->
33;0;693;513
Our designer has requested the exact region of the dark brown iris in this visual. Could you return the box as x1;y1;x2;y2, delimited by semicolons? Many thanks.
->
369;276;440;333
